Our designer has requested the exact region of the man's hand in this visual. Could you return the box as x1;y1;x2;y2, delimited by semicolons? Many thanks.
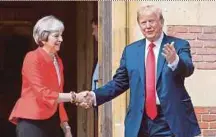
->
75;91;95;109
162;41;177;64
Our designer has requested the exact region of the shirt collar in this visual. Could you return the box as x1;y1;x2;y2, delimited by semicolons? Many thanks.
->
146;32;164;49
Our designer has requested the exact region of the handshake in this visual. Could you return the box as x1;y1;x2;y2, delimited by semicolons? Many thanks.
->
70;91;95;109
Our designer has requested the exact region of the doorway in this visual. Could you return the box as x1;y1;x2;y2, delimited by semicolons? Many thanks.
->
0;2;97;137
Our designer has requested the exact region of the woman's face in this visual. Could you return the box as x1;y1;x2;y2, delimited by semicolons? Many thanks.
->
42;31;63;54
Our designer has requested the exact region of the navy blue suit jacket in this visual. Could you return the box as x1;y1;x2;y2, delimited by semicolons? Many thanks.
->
94;34;201;137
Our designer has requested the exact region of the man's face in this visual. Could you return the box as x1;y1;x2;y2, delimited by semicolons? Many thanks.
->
92;22;98;42
138;11;163;42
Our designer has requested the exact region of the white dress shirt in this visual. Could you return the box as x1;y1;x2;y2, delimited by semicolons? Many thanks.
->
53;55;61;86
91;63;99;90
145;33;179;104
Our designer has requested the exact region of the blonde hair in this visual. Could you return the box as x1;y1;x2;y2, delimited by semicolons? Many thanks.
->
137;5;164;24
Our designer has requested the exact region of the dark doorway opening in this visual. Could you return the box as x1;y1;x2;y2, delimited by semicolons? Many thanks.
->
0;2;81;137
0;23;32;137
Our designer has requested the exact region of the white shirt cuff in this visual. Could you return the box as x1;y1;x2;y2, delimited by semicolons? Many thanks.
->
167;54;179;71
91;91;97;106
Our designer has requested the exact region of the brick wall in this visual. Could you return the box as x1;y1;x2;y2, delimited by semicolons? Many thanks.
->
167;25;216;137
167;25;216;70
195;107;216;137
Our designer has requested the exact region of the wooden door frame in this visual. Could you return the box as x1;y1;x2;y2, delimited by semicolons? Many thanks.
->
98;1;113;137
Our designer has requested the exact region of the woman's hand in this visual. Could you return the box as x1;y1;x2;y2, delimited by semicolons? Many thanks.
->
64;129;73;137
61;122;73;137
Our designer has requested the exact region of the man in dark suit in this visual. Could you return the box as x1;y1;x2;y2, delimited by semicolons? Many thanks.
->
91;17;99;137
78;5;201;137
91;17;99;91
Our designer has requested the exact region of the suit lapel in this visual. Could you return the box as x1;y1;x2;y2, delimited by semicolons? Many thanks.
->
37;48;60;88
156;34;168;85
137;39;146;86
37;48;56;77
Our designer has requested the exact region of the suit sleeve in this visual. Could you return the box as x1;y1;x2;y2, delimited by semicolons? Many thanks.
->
22;52;59;108
59;102;69;122
94;48;129;106
173;41;194;77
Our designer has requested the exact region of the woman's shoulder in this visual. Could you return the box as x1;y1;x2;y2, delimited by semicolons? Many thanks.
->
23;48;41;64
